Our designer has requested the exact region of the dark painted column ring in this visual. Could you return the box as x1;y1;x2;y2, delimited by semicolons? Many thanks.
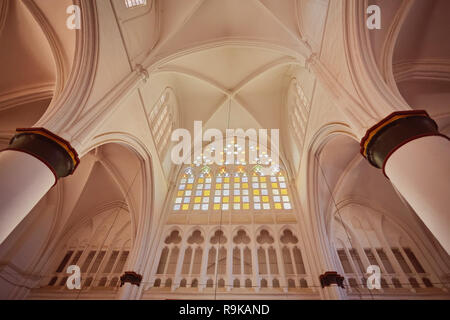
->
360;110;441;169
6;128;80;179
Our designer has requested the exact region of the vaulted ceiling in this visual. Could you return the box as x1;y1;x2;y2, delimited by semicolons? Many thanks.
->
149;46;301;132
133;0;324;134
393;0;450;133
0;0;75;135
368;0;450;133
0;0;55;132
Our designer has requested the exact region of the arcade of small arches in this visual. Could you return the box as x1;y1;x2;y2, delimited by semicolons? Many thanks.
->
149;227;310;294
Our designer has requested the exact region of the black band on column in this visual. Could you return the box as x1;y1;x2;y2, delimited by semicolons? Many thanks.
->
360;111;440;169
120;271;143;287
319;271;345;289
6;128;80;179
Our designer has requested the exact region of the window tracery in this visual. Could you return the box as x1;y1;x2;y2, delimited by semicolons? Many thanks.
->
152;227;311;294
333;209;440;294
172;164;292;213
288;79;311;151
44;211;131;290
149;88;178;159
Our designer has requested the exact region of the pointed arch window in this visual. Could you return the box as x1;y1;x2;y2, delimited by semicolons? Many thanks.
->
207;230;227;276
232;230;252;277
280;229;306;276
333;209;437;293
156;230;182;275
172;163;293;213
46;211;131;290
125;0;147;9
180;230;204;277
288;79;310;150
149;88;178;159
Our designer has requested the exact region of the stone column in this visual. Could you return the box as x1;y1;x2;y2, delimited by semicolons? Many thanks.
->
0;128;79;245
360;111;450;254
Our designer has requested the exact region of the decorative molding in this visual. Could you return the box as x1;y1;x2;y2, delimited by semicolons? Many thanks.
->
0;0;9;37
328;196;450;288
304;52;317;72
394;59;450;83
94;200;129;214
79;132;155;292
297;0;330;54
135;64;149;83
56;199;130;251
34;0;99;138
112;0;159;67
307;54;373;139
304;123;356;299
342;0;411;134
0;84;54;112
142;0;206;64
155;56;300;99
68;70;144;150
21;0;68;98
295;0;305;42
379;0;415;100
98;156;138;221
144;39;308;73
0;262;42;295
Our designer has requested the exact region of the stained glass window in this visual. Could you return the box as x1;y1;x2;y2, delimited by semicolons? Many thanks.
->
172;162;293;213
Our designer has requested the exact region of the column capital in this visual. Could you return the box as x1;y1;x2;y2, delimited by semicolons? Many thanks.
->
360;110;446;171
319;271;345;289
6;127;80;180
120;271;143;287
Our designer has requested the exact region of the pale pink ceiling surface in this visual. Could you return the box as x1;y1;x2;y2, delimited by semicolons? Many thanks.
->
152;46;296;133
394;0;450;63
0;98;50;132
154;0;301;58
61;143;142;236
0;0;55;95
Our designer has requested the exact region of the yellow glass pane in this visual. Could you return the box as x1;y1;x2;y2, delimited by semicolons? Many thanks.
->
204;190;210;196
275;203;282;209
214;204;221;210
177;191;184;197
281;189;288;195
253;189;260;195
182;204;189;210
187;184;193;190
223;197;229;203
242;183;249;189
234;177;240;182
195;197;201;203
224;177;230;183
216;184;222;190
234;196;241;203
260;177;266;182
198;178;204;183
262;196;269;203
243;203;250;210
272;183;278;188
